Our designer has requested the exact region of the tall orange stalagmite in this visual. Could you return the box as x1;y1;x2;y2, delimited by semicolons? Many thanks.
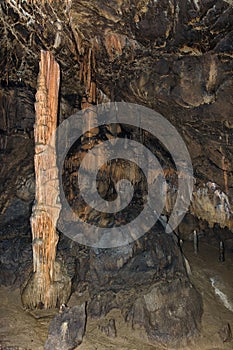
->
21;51;71;309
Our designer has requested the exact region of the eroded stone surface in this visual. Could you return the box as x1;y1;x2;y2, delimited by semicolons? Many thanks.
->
44;304;87;350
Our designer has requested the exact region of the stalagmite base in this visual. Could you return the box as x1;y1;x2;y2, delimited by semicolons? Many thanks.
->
21;51;71;309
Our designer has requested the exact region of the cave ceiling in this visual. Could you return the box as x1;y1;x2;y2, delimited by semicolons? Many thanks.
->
0;0;233;193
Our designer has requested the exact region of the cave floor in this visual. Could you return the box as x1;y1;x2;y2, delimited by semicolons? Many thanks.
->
0;237;233;350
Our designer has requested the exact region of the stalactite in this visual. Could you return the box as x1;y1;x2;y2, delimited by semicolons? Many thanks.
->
222;156;229;195
21;51;71;309
190;182;233;231
104;31;126;61
80;48;96;104
220;146;229;194
80;47;99;174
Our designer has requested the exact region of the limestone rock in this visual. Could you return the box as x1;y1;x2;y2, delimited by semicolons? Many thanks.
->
126;278;202;346
44;304;87;350
99;318;117;338
218;323;232;343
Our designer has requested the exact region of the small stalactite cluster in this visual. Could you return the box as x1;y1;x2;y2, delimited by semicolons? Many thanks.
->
63;46;147;221
160;173;233;232
191;182;233;231
79;47;97;105
104;31;126;61
21;51;71;309
79;47;99;174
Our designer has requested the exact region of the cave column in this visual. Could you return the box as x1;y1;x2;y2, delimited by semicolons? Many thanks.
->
22;51;67;309
32;50;60;304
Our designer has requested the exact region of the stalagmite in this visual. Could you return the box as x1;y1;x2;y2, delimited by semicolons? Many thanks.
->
219;241;225;262
221;150;229;195
21;51;71;309
193;230;198;255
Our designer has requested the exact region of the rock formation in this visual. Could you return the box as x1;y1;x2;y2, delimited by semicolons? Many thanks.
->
1;0;233;228
0;0;233;348
21;51;71;309
45;303;87;350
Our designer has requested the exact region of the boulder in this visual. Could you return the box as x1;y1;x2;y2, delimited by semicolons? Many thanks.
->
44;304;87;350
